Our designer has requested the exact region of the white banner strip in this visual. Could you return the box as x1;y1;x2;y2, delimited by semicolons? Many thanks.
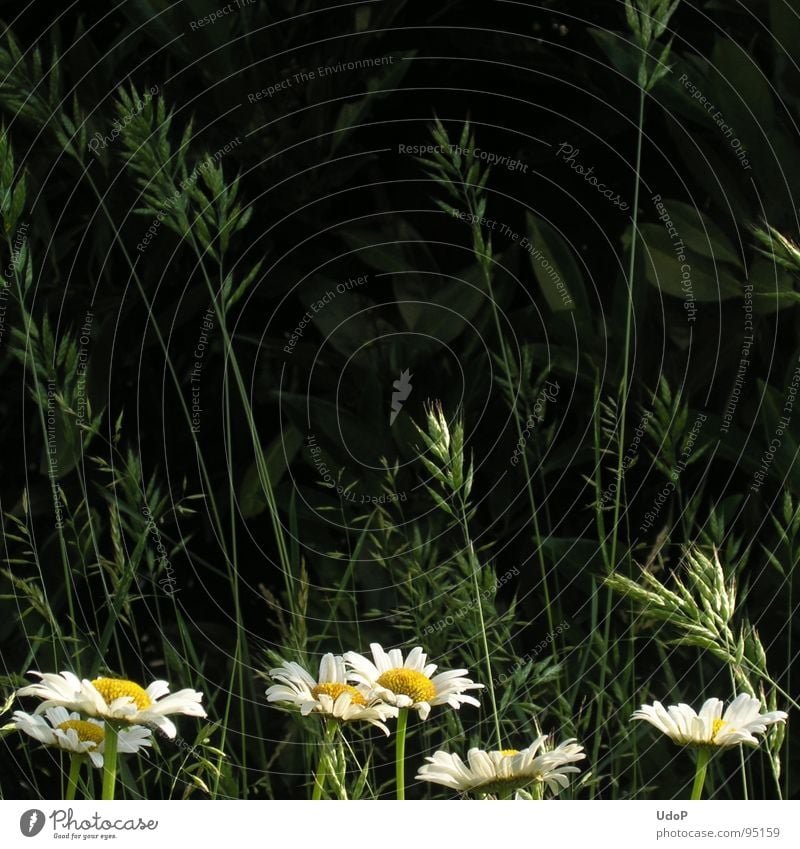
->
1;800;798;848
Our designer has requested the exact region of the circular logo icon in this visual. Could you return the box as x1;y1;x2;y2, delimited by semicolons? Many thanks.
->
19;810;46;837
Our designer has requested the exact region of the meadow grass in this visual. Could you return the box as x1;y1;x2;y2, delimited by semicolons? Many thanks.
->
0;0;795;801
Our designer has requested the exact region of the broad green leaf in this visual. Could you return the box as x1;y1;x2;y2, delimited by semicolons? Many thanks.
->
665;200;741;267
298;275;385;361
392;259;495;344
588;28;640;84
770;0;800;71
341;230;409;275
240;426;304;518
526;212;589;314
749;258;799;314
639;223;741;301
710;38;775;134
332;52;416;151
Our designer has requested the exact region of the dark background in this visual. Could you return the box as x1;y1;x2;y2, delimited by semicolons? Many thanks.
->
0;0;798;799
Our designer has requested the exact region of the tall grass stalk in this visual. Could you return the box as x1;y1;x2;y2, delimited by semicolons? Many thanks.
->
83;138;276;794
426;120;560;668
5;234;75;661
414;403;504;749
459;502;503;750
78;168;250;792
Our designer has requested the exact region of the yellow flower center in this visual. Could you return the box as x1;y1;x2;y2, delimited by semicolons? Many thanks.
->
711;718;726;739
377;668;436;703
311;682;366;705
500;749;519;756
58;719;104;745
91;678;152;711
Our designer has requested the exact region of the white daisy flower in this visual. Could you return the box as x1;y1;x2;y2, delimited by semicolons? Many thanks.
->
16;671;207;739
632;694;788;747
12;707;152;768
266;653;399;735
344;643;483;720
416;737;586;796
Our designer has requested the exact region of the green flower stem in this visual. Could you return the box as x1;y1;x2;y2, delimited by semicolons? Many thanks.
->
691;748;711;800
311;720;337;800
395;708;409;800
65;756;82;801
101;723;119;801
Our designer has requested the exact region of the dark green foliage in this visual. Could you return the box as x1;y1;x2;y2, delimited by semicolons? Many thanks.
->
0;0;797;801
